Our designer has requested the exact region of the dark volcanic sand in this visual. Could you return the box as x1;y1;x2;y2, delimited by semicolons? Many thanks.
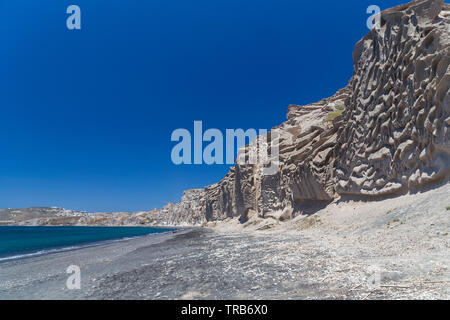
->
0;228;323;299
1;215;448;300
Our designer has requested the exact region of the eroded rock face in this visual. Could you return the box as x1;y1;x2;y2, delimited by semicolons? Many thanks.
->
335;0;450;196
158;88;352;225
156;0;450;225
154;189;207;226
5;1;447;228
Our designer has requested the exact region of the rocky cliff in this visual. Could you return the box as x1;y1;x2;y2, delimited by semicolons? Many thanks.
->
5;1;447;228
156;0;450;226
335;0;450;196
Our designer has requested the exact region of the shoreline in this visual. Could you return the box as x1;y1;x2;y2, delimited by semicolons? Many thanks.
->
0;184;448;300
0;226;183;264
0;227;198;299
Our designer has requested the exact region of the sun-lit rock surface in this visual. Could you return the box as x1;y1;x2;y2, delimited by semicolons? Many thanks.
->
2;1;448;227
153;0;449;226
335;0;450;196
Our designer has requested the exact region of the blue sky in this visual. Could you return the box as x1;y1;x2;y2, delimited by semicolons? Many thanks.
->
0;0;414;212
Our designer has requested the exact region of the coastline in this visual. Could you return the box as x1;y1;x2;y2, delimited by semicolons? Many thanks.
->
1;184;448;300
0;227;196;300
0;226;179;263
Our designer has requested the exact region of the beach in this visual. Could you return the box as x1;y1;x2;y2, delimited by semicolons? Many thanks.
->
0;228;190;299
0;181;449;300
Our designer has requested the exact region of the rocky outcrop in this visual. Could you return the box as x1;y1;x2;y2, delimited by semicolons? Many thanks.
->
156;0;449;226
153;87;352;225
152;189;207;226
335;0;450;196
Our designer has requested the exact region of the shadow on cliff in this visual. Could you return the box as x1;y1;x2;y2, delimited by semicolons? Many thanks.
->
293;200;332;217
335;179;450;205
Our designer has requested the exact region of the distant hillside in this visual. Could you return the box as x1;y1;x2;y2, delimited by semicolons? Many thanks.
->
0;207;88;224
0;207;162;226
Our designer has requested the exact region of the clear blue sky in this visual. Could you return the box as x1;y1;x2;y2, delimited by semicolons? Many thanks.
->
0;0;411;212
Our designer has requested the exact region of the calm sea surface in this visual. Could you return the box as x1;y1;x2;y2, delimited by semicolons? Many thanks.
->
0;226;175;261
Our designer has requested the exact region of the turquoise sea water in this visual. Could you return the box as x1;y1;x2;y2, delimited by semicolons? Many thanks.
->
0;226;175;261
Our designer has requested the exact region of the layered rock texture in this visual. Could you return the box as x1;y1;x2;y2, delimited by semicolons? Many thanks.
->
3;1;448;228
155;0;450;226
335;0;450;196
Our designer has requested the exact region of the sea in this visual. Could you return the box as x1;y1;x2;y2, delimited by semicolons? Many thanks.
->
0;226;176;262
